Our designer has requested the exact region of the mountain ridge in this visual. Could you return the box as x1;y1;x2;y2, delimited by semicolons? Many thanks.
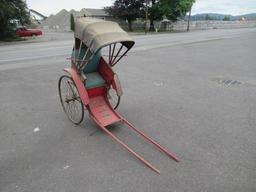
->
186;13;256;21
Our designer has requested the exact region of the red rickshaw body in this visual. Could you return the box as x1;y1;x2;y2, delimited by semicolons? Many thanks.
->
58;18;179;174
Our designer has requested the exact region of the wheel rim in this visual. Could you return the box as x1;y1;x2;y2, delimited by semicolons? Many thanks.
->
58;75;84;124
107;88;120;109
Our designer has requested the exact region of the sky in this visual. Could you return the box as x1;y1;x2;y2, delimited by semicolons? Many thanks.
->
26;0;256;17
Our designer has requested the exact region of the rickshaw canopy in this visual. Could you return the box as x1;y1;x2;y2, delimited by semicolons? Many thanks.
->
74;17;135;53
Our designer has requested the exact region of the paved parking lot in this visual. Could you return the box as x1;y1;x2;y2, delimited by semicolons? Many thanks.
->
0;28;255;192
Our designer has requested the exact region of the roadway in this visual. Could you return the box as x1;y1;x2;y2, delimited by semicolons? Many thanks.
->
0;28;255;192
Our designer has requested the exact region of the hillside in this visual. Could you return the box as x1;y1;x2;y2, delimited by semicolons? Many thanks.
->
185;13;256;21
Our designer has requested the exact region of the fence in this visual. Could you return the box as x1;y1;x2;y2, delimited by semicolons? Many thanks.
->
164;20;256;31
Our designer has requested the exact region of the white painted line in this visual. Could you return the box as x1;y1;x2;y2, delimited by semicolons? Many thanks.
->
0;53;68;63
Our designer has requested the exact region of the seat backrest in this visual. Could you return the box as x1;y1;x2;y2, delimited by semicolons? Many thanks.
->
83;51;101;73
71;49;101;73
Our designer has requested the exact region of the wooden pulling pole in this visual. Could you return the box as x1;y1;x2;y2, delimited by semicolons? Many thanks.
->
90;115;160;174
122;119;180;162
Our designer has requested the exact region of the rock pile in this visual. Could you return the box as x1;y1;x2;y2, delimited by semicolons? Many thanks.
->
40;9;108;31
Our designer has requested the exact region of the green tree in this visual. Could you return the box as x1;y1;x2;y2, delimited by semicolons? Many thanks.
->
148;0;162;31
0;0;30;40
105;0;146;31
105;0;194;31
148;0;195;30
160;0;195;21
205;14;211;20
70;13;75;31
223;15;230;21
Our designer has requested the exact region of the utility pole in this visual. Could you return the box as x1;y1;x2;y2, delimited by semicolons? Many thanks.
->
145;0;149;34
187;8;192;32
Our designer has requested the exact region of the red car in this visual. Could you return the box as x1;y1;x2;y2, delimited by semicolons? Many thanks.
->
16;27;43;37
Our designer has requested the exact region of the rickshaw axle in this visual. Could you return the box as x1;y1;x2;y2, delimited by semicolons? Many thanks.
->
65;97;80;103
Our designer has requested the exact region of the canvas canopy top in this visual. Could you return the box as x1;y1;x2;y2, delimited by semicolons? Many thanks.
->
74;17;135;53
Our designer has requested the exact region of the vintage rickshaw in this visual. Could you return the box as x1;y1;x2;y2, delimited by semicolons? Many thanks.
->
58;17;179;174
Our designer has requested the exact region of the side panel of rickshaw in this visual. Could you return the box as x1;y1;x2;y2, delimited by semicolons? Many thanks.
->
98;58;123;96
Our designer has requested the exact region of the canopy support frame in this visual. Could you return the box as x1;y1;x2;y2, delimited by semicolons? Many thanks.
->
111;44;124;65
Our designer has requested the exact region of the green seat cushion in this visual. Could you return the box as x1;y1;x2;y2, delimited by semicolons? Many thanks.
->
85;72;106;89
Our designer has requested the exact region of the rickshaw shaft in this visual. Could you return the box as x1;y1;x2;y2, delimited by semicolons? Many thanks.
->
90;115;160;174
122;119;180;162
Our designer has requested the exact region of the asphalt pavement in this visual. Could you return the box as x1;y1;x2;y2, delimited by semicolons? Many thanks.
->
0;28;256;192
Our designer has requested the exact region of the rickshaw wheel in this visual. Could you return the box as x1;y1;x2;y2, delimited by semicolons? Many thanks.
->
58;75;84;125
107;88;120;109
